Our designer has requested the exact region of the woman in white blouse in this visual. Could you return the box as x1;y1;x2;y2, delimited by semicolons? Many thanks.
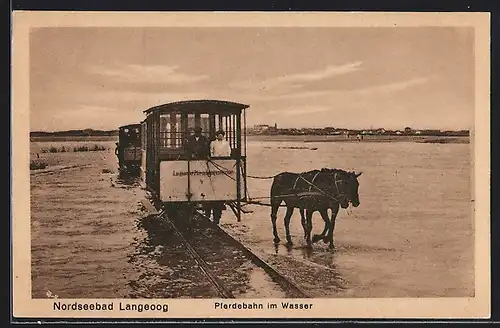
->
210;130;232;157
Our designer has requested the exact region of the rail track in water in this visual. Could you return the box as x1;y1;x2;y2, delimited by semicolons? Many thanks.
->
142;197;311;299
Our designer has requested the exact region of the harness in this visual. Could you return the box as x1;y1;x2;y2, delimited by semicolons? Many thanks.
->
333;172;341;196
291;171;348;203
309;171;320;191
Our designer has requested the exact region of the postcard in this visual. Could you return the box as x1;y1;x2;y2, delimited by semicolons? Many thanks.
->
12;11;490;320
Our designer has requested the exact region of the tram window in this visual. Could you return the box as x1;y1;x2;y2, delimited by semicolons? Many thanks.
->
211;113;240;157
187;113;210;138
173;114;181;147
160;116;169;147
201;114;210;137
159;113;183;148
166;123;172;147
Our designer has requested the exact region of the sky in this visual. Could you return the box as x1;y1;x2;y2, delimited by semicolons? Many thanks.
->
29;27;474;131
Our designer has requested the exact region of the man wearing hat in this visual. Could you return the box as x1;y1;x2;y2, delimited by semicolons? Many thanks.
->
184;126;210;159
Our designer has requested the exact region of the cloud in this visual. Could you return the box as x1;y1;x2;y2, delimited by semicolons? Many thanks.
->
44;104;141;130
86;64;210;84
266;105;331;116
246;77;430;103
267;61;363;87
231;61;363;91
252;90;332;101
90;90;209;104
354;77;429;95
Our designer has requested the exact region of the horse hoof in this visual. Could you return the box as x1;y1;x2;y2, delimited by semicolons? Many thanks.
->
312;234;322;243
285;241;294;247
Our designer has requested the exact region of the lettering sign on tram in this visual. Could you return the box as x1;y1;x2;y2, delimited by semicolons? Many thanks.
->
160;160;244;202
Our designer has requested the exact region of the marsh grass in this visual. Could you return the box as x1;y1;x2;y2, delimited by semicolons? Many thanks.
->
74;144;107;152
40;144;108;153
30;159;48;170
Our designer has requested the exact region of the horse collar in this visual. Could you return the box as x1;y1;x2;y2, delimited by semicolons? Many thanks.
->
332;172;350;202
308;171;320;191
333;172;340;195
292;175;301;190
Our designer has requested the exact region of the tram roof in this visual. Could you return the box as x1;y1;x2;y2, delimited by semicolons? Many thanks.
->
143;100;249;115
119;123;141;130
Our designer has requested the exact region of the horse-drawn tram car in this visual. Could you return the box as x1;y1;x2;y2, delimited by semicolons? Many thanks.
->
117;100;364;298
116;123;142;172
140;100;249;222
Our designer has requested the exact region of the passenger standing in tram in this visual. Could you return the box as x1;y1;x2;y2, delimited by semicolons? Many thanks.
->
209;130;232;157
184;126;210;159
205;130;232;224
114;142;122;168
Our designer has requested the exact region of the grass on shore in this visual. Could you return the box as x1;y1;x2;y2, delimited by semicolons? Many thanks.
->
40;144;108;153
30;159;48;170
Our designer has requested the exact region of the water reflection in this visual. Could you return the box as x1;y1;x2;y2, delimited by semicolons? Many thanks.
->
115;170;141;188
130;214;174;257
298;246;314;259
127;214;218;298
269;241;342;273
264;242;347;295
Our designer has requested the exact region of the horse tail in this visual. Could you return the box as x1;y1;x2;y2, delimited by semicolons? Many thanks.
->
270;175;282;205
270;174;286;218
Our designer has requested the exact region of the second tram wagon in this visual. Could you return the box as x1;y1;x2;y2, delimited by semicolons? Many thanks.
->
116;124;142;171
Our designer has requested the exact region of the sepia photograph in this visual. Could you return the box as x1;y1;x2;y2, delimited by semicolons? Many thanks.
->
12;11;490;319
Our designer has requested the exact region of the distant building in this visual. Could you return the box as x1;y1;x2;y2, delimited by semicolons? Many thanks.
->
249;124;271;134
248;123;278;134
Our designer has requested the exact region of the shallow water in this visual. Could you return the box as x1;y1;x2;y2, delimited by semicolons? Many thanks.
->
225;141;474;297
30;140;474;298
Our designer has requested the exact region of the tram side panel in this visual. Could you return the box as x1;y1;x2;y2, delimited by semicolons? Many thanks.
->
159;159;244;202
140;149;147;181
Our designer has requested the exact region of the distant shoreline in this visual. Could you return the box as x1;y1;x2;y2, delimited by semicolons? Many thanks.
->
31;134;470;144
31;136;118;142
247;135;470;144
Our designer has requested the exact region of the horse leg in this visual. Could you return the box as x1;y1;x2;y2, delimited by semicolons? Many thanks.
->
284;205;294;246
313;208;330;244
327;203;340;249
305;208;313;249
299;207;307;240
270;200;280;244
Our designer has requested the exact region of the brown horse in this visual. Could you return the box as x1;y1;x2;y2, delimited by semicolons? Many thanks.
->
270;168;362;249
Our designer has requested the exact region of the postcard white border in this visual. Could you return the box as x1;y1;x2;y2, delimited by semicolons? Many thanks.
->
12;11;491;319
